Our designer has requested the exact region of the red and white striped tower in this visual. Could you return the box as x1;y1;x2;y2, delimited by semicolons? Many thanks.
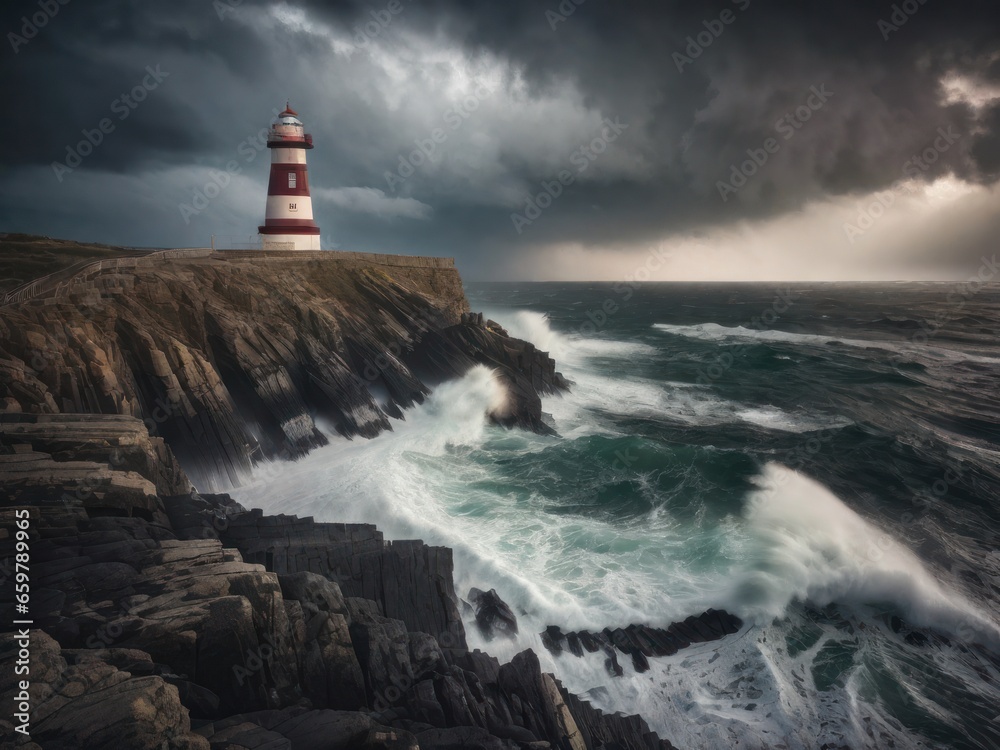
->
258;103;321;250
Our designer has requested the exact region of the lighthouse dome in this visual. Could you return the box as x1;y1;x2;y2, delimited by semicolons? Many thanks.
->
276;102;303;126
266;102;314;148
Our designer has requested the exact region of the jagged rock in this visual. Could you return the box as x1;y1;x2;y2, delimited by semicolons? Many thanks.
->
197;707;418;749
703;607;743;636
200;721;290;748
0;449;165;523
667;622;692;649
346;598;414;710
0;630;210;750
625;625;653;656
408;678;448;728
0;413;191;498
684;614;717;642
408;632;446;681
540;626;564;655
604;649;624;678
453;650;501;687
497;651;586;749
606;627;632;653
0;252;567;489
545;609;745;674
460;312;485;327
576;631;600;653
211;510;467;655
0;411;682;750
278;571;348;616
283;596;366;710
408;321;568;435
164;491;247;542
559;684;675;750
484;320;508;337
62;647;156;674
434;671;478;728
467;588;518;641
160;676;221;719
630;649;650;673
490;724;540;744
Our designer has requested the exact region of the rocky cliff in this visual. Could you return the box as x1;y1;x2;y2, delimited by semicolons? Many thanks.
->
0;249;567;489
0;415;677;750
0;244;746;749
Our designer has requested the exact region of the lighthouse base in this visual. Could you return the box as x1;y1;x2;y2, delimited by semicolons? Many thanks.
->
259;233;322;251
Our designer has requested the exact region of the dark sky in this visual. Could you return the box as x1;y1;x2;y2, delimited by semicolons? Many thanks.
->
2;0;999;279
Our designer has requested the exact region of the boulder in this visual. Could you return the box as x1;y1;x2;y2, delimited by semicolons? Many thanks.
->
540;626;564;655
0;631;209;750
468;588;518;641
346;599;414;710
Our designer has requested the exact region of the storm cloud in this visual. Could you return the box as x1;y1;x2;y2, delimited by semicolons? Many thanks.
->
1;0;998;279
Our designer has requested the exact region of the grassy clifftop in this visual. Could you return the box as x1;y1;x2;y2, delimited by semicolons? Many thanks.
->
0;233;140;294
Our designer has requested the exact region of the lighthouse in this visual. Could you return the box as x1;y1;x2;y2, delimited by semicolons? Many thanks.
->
258;103;321;251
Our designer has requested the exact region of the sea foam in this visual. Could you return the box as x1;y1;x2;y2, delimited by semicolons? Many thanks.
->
730;463;1000;647
653;322;1000;365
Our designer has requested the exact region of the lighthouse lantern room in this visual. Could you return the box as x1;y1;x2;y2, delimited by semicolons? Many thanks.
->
258;103;321;251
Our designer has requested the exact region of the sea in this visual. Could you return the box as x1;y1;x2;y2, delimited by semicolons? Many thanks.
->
234;282;1000;750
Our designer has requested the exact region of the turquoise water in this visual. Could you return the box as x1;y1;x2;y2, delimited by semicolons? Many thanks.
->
236;282;1000;749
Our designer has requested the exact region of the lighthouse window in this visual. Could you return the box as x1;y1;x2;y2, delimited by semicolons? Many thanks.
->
288;172;297;189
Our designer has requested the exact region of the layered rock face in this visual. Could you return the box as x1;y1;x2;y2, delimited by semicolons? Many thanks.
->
0;252;566;489
0;416;678;749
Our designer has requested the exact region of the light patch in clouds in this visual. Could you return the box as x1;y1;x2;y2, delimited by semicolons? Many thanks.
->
267;8;643;207
315;186;432;220
941;73;1000;113
263;3;356;57
513;178;1000;282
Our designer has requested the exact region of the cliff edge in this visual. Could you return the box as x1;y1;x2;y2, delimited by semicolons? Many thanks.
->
0;245;567;489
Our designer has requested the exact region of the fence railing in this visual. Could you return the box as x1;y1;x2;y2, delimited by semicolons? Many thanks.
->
214;249;456;268
211;235;263;251
0;248;212;307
